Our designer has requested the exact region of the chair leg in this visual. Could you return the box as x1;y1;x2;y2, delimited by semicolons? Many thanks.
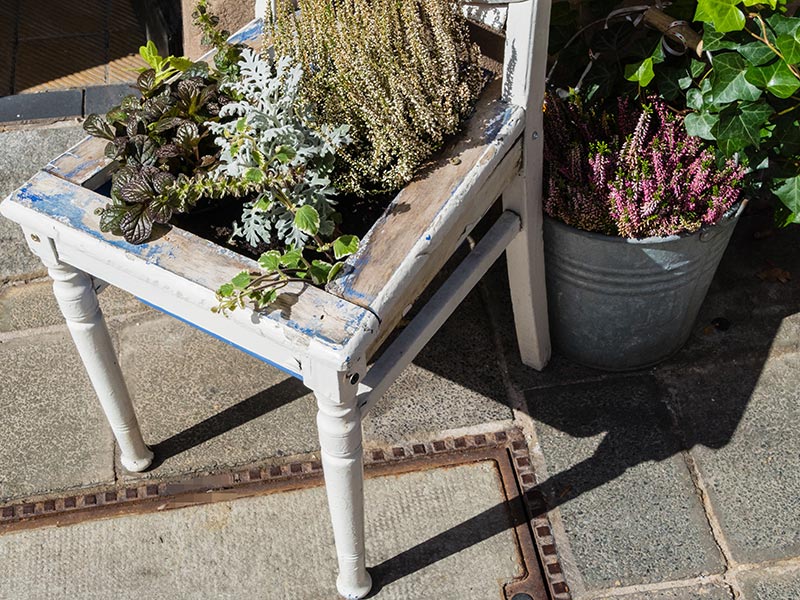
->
503;174;551;370
311;368;372;600
49;262;154;472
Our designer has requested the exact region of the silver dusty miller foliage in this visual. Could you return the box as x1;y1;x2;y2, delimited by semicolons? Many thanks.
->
206;48;350;249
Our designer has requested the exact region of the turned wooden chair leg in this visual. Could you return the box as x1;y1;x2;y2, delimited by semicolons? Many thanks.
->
48;262;154;472
311;368;372;600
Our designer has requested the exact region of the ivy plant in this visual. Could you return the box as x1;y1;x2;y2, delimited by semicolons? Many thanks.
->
679;0;799;224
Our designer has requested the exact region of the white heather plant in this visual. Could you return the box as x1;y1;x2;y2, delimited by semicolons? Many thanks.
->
206;48;351;249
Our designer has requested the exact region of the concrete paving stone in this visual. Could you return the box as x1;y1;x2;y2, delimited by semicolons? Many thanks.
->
0;330;115;502
661;355;800;564
0;461;524;600
526;375;724;590
0;122;86;281
594;583;733;600
668;216;800;368
0;279;152;333
363;288;514;444
115;314;320;479
737;567;800;600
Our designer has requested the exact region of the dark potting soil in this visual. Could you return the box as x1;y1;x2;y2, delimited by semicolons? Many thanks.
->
170;191;393;262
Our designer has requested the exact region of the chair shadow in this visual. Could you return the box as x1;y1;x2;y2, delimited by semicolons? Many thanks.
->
376;209;799;590
147;376;309;469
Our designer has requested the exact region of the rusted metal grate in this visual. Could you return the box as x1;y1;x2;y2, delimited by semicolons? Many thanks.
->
0;429;570;600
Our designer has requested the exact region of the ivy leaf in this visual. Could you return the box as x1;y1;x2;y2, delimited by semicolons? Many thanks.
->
774;175;800;220
258;250;281;271
119;205;153;244
776;33;800;65
710;53;762;104
712;99;774;154
309;260;332;285
685;111;720;140
625;58;656;86
231;271;251;289
702;22;739;51
98;204;128;234
745;60;800;99
737;41;778;66
83;114;116;140
294;205;320;235
332;235;359;259
695;0;745;33
766;14;800;38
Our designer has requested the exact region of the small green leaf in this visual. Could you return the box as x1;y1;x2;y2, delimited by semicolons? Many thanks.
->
139;40;162;70
624;58;655;87
695;0;745;33
684;111;720;140
327;261;344;283
273;145;297;164
774;175;800;219
309;260;332;285
776;33;800;64
280;249;303;269
332;235;359;259
294;205;320;235
236;117;247;132
83;114;116;140
231;271;251;289
258;289;279;307
98;204;128;234
244;168;264;183
712;99;774;154
745;60;800;99
258;250;281;271
217;283;235;297
710;53;762;104
118;205;153;244
169;56;194;71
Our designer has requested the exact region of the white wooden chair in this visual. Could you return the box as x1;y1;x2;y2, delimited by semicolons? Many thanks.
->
0;2;551;597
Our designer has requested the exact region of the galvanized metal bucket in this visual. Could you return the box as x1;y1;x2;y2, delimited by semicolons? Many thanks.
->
543;204;745;371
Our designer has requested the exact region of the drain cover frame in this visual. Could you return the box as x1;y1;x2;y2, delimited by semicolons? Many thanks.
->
0;429;569;599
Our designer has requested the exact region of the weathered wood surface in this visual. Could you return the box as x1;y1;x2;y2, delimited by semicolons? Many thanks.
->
326;79;523;346
44;136;115;188
3;172;377;365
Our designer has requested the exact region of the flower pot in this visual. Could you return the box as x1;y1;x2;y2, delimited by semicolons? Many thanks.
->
543;204;744;371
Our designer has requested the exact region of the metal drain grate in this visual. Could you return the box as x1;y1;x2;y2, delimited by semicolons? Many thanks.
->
0;429;570;600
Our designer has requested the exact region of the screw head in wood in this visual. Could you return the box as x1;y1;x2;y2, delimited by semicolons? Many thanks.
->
30;233;40;242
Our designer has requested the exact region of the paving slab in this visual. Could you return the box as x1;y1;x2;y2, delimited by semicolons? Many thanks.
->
0;279;152;333
0;123;86;281
364;290;514;444
114;314;320;480
0;331;115;502
595;583;733;600
662;355;800;564
0;461;524;600
737;567;800;600
526;375;724;590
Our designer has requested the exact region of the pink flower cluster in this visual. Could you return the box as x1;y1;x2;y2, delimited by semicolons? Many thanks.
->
543;93;745;238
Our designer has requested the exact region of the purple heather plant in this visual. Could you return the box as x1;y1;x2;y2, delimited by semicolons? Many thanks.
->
543;93;746;239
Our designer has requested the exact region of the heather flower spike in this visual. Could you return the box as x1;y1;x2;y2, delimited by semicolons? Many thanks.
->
543;93;745;239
